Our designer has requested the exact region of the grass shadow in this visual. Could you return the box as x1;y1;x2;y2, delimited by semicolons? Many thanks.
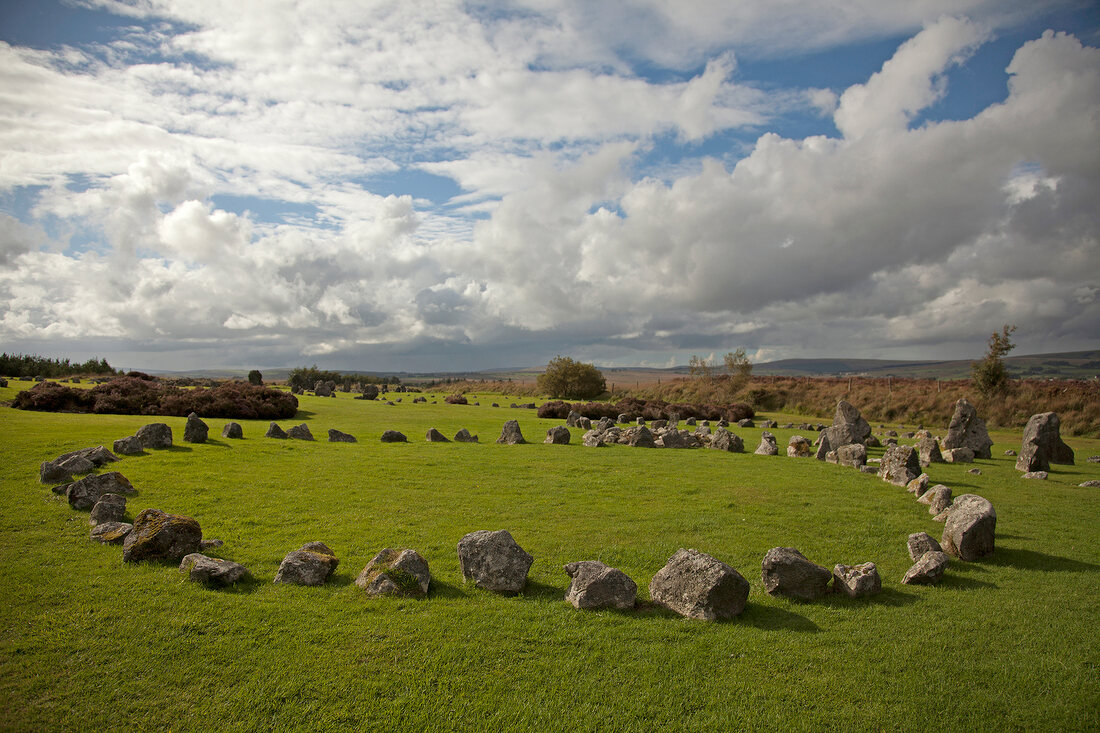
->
820;587;919;608
428;579;470;600
940;573;997;590
200;438;233;450
160;445;193;453
983;547;1100;573
518;578;566;602
739;603;821;632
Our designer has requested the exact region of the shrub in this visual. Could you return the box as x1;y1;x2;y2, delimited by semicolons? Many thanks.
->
972;324;1016;398
11;381;95;412
536;357;607;400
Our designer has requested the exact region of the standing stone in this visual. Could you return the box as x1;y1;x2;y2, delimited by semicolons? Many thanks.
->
761;547;832;600
832;562;881;598
122;508;203;563
113;435;145;455
786;436;813;458
709;429;744;453
274;542;339;585
355;548;431;598
457;530;533;593
921;485;953;516
906;473;931;497
89;494;127;525
222;422;244;439
183;413;209;443
544;426;571;445
822;400;872;448
814;432;832;460
907;532;942;561
878;445;921;486
941;494;996;561
265;422;288;439
496;420;526;445
135;423;173;449
327;429;357;443
902;551;949;585
1016;412;1074;472
649;548;750;620
425;428;450;442
286;424;314;440
627;425;656;448
754;432;779;456
943;399;993;459
67;472;138;510
453;428;479;443
915;430;945;466
835;443;867;468
563;561;637;610
180;554;251;588
380;430;408;443
565;410;583;428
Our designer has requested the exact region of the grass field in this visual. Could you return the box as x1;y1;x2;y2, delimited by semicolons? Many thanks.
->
1;383;1098;731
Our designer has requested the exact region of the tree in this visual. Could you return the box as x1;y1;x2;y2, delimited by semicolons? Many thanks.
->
723;348;753;397
247;369;263;386
536;356;607;400
972;324;1017;397
688;355;713;379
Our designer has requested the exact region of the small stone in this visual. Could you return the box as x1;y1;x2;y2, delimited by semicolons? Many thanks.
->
906;473;931;497
453;428;478;443
328;429;357;443
907;532;942;561
180;553;250;588
563;560;637;610
754;432;779;456
582;430;606;447
925;485;953;516
967;468;982;475
265;422;288;439
761;547;832;600
1078;480;1100;487
902;551;949;585
1004;449;1017;456
831;562;881;598
286;424;314;440
222;422;244;439
942;447;974;464
544;426;571;445
786;436;813;458
1022;471;1048;480
425;428;450;442
274;542;339;586
90;521;132;544
356;548;431;598
380;430;408;443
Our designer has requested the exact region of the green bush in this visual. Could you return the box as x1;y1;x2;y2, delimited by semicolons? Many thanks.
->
536;357;607;400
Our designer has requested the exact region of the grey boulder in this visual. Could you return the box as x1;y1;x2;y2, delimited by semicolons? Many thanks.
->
122;508;202;563
496;420;526;445
544;426;571;445
135;423;173;449
180;553;251;588
941;494;996;561
649;548;750;620
222;422;244;439
274;542;339;586
355;548;431;598
902;551;949;585
67;472;138;511
832;562;881;598
457;530;533;593
907;532;942;561
878;445;921;486
761;547;832;600
183;413;208;443
328;428;357;443
563;560;637;610
1016;412;1074;472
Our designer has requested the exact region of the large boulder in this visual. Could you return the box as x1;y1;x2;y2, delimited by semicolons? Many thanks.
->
355;548;431;598
649;548;750;620
89;494;127;525
180;554;251;588
915;430;944;466
222;422;244;439
40;461;73;485
835;443;867;468
183;413;208;443
943;399;993;459
544;426;571;445
67;472;137;510
822;400;872;448
941;494;996;561
1016;412;1074;472
113;435;145;455
902;551;949;585
457;530;533;593
709;429;744;453
135;423;173;449
122;508;203;563
786;436;813;458
286;424;314;441
754;432;779;456
328;429;357;443
761;547;832;600
496;420;526;445
907;532;942;561
831;562;881;598
273;542;339;585
878;445;921;486
563;560;637;610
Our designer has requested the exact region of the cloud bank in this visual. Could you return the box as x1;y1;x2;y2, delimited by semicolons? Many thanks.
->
0;2;1097;370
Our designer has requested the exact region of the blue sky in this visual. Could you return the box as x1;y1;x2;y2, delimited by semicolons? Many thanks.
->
1;0;1098;372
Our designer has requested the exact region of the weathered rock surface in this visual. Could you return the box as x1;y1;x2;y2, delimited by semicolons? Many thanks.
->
943;447;974;464
832;562;881;598
496;420;526;445
425;428;450;442
453;428;478;443
380;430;408;443
563;560;637;610
274;542;339;585
915;430;945;466
113;436;145;455
582;430;607;447
90;521;132;545
1079;480;1100;488
1022;470;1048;480
902;551;949;585
265;422;288;439
122;508;202;563
67;472;138;510
286;423;314;440
56;445;119;468
786;436;813;458
878;445;921;486
626;425;656;448
355;548;431;598
1016;412;1074;472
814;432;832;460
822;400;872;448
222;422;244;439
923;485;953;515
544;426;571;445
906;473;931;498
709;429;744;453
183;413;208;443
943;399;993;459
135;423;173;449
835;443;867;468
907;532;942;561
941;494;996;561
40;461;73;485
327;428;357;443
89;493;127;525
761;547;832;600
457;530;533;593
754;432;779;456
649;548;750;620
180;553;251;587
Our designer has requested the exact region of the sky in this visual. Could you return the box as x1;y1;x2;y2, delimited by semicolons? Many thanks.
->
1;0;1098;373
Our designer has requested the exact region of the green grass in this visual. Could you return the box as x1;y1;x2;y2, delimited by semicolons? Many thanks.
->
1;383;1099;731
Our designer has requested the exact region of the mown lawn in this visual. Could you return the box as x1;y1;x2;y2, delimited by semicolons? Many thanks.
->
1;382;1098;731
